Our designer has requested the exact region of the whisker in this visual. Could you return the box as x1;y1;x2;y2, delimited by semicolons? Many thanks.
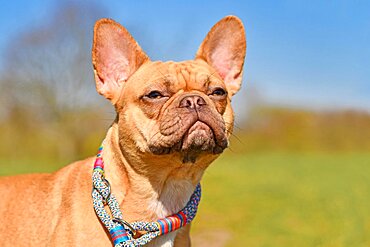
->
223;121;244;131
156;68;171;85
233;125;243;131
227;146;236;153
208;70;219;81
148;130;163;143
226;130;244;145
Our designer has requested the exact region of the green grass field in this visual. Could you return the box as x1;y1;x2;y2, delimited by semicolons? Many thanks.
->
192;151;370;247
1;151;369;246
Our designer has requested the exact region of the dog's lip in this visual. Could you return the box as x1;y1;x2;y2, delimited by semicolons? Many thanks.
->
185;119;227;149
181;120;216;145
178;119;228;162
180;120;224;152
187;120;212;135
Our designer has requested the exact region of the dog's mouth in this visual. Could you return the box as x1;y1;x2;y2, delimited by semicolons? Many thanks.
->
148;113;228;163
180;120;226;163
182;121;214;150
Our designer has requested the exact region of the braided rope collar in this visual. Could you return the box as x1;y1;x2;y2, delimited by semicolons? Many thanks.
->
91;145;201;247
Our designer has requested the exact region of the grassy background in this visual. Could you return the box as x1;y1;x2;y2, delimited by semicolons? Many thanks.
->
192;151;370;247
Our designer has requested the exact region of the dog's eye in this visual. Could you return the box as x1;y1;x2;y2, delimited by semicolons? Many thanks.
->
146;90;164;99
211;88;227;97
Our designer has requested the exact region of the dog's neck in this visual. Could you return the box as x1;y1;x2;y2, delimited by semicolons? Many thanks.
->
100;123;205;223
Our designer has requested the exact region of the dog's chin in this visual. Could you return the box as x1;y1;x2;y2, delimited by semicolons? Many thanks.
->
149;121;228;163
181;121;217;163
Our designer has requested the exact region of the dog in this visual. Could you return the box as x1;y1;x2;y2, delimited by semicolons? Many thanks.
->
0;16;246;246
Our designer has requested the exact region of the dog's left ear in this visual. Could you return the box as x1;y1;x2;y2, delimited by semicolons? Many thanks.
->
196;16;246;96
92;19;149;104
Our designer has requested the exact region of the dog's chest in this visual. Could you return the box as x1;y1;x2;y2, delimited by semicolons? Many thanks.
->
147;180;194;246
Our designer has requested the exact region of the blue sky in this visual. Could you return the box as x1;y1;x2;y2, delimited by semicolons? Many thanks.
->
1;0;369;114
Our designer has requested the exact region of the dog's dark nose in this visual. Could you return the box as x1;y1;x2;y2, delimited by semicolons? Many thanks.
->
179;95;206;109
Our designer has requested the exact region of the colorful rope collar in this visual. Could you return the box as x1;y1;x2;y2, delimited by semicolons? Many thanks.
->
91;146;201;247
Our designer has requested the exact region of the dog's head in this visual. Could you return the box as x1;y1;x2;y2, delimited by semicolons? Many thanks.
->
92;16;246;165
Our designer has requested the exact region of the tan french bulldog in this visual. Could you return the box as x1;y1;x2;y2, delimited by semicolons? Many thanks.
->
0;16;246;246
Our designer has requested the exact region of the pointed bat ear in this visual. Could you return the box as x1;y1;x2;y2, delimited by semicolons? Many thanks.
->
196;16;246;97
92;18;149;104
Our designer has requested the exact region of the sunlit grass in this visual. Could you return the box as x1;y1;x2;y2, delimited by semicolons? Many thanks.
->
192;151;370;247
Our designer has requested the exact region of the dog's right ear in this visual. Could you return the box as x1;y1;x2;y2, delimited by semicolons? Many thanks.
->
196;16;246;97
92;19;149;104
